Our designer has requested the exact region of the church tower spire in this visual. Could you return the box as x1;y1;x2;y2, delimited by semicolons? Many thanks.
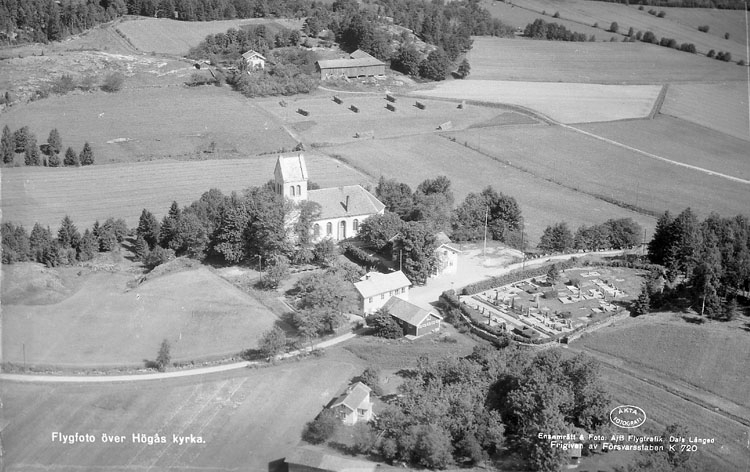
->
274;154;308;202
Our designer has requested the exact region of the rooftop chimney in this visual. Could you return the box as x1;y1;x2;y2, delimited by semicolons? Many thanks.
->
345;195;350;212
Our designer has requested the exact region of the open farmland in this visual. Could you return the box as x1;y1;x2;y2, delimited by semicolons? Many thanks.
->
662;81;750;141
414;80;662;123
0;86;298;165
0;357;360;471
116;17;302;56
445;124;750;218
2;265;282;367
0;153;368;230
495;0;748;59
465;37;746;84
256;94;531;145
324;134;655;243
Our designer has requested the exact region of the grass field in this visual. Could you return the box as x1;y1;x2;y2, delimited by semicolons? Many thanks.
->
0;356;360;471
1;151;367;230
497;0;748;59
323;134;656;243
465;37;746;84
2;263;282;367
414;80;662;123
116;17;302;56
445;123;750;219
661;81;750;141
570;315;750;471
256;94;527;145
0;86;297;165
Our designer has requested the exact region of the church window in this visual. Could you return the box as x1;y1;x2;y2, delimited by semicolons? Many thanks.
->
297;185;301;195
290;186;296;196
353;219;359;232
326;222;332;235
313;224;320;238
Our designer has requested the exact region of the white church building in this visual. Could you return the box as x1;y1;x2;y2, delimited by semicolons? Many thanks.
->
274;154;385;242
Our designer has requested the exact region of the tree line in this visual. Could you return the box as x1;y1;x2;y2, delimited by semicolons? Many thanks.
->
2;125;95;167
538;219;643;253
590;0;746;9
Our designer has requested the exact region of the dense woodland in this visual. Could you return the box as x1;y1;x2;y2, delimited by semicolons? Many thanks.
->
591;0;747;8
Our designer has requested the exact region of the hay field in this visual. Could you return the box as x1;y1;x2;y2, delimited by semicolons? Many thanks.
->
256;95;528;145
466;37;746;84
414;80;661;123
1;357;359;471
577;116;750;179
661;81;750;141
116;17;302;56
324;134;655;243
0;86;297;165
2;265;281;366
446;124;750;218
1;153;368;230
504;0;747;58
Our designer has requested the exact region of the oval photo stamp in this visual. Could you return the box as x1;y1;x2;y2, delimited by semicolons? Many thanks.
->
610;405;647;429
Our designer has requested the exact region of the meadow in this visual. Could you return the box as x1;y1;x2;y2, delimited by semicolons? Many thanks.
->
2;264;282;367
414;80;661;123
446;123;750;219
495;0;747;58
0;86;298;165
0;356;360;471
324;134;656;243
116;17;302;56
465;37;746;84
256;94;528;145
661;81;750;141
0;152;366;231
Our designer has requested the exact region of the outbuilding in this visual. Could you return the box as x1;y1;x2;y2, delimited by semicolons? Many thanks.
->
381;296;442;337
315;49;385;80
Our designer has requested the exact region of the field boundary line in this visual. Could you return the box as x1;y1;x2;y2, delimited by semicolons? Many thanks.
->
648;84;669;119
561;123;750;186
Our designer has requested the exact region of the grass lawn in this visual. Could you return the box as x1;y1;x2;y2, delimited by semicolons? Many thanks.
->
0;86;297;165
324;134;656;244
2;263;282;367
661;81;749;142
1;152;368;231
0;356;359;471
116;17;302;56
465;37;746;84
445;124;750;219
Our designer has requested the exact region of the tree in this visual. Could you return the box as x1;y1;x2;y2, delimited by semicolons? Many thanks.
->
258;326;287;359
394;221;438;285
375;177;414;219
24;133;41;166
1;222;30;263
360;365;382;392
367;308;403;338
313;239;338;266
547;264;561;285
133;234;149;261
159;201;181;248
610;21;619;33
156;339;171;372
137;209;161;249
63;147;79;166
13;126;30;153
48;152;61;167
453;187;522;243
631;284;651;316
419;47;451;81
144;245;174;268
79;142;94;166
414;425;454;469
171;211;208;258
1;125;13;164
456;58;471;79
294;271;359;334
29;223;53;263
392;44;422;76
358;211;403;250
261;254;290;289
538;222;573;252
47;128;62;155
302;409;338;444
78;229;98;261
57;215;81;250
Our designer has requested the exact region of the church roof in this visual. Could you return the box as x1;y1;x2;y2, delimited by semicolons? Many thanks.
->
275;154;307;182
309;185;385;219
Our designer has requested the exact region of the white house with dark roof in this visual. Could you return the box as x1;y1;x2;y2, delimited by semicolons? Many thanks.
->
330;382;373;425
433;231;460;277
274;154;385;242
241;49;266;70
354;270;411;314
381;296;442;337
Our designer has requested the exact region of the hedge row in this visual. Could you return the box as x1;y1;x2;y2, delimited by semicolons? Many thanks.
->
461;258;578;295
340;242;378;267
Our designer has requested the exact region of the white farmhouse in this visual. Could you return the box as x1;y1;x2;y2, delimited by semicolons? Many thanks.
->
242;50;266;70
354;270;411;315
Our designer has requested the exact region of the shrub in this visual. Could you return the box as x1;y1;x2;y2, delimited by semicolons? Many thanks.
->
593;22;598;28
609;22;619;33
724;32;730;40
553;11;560;18
739;60;747;66
340;242;378;267
638;5;644;10
51;74;76;95
101;72;125;92
302;409;338;444
698;25;709;33
657;10;665;18
707;49;716;58
680;43;697;53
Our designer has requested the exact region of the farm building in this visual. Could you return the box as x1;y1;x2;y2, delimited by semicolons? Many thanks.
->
315;49;385;80
354;270;411;315
329;382;373;425
381;296;442;337
273;154;385;242
241;50;266;70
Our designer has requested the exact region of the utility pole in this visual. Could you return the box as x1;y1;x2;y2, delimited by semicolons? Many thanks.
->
483;206;489;257
521;231;526;270
399;250;403;271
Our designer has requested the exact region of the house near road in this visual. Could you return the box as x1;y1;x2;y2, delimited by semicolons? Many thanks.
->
433;231;460;277
330;382;373;425
242;50;266;70
274;154;385;242
354;270;411;314
381;296;443;337
315;49;385;80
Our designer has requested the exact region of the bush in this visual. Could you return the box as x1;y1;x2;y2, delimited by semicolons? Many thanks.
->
680;43;697;53
340;242;378;267
553;11;560;18
707;49;716;58
101;72;125;92
302;409;338;444
609;22;619;33
698;25;709;33
51;74;76;95
724;32;730;40
461;259;577;295
739;60;747;66
657;10;665;18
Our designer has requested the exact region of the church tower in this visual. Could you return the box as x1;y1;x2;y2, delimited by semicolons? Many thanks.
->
274;154;308;203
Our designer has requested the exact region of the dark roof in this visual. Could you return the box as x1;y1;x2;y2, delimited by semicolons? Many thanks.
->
350;49;374;59
317;57;384;69
354;271;411;299
308;185;384;219
382;296;442;327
